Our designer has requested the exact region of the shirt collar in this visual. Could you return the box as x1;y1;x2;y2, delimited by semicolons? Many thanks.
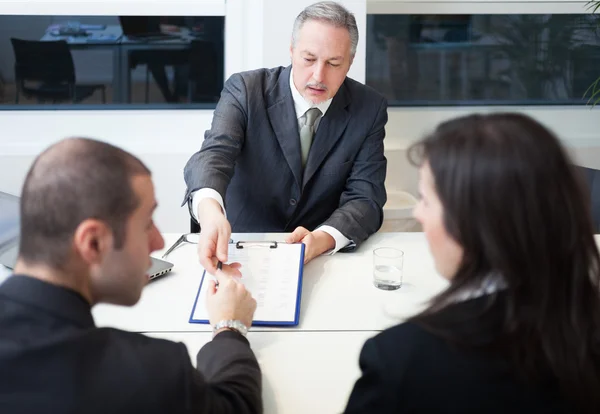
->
289;68;333;119
0;274;95;328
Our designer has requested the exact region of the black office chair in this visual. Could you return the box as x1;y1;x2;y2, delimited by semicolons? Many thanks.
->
187;39;221;103
576;165;600;233
10;38;106;104
191;218;200;233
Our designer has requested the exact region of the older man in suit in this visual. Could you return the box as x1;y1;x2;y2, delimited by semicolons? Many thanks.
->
183;1;388;271
0;138;261;414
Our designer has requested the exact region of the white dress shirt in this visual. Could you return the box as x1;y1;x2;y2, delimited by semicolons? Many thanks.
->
191;69;351;254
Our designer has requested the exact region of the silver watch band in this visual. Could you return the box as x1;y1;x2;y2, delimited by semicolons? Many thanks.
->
213;319;249;337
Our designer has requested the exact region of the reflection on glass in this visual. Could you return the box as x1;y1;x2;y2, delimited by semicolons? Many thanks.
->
366;14;600;106
0;15;225;108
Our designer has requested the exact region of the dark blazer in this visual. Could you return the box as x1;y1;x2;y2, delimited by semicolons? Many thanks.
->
183;65;388;249
344;293;571;413
0;275;262;414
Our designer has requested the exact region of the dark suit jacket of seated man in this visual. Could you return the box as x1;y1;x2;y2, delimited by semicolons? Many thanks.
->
183;64;388;250
0;137;261;414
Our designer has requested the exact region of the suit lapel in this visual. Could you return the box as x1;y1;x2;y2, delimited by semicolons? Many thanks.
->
302;81;351;188
267;66;303;189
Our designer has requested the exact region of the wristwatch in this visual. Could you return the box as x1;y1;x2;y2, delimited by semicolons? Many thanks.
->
213;319;249;337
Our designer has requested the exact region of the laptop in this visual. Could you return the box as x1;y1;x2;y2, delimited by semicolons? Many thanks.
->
119;16;180;41
0;191;173;281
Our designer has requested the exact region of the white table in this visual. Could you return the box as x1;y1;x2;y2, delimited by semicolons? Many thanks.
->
147;330;373;414
93;232;449;332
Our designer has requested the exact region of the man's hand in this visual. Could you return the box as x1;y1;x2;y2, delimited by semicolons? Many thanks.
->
206;271;257;329
285;227;335;264
197;198;233;275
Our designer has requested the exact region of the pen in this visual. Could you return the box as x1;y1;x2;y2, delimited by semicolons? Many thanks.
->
215;261;222;287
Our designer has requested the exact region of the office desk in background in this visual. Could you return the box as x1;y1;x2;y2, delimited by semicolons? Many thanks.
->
40;25;197;103
40;25;123;103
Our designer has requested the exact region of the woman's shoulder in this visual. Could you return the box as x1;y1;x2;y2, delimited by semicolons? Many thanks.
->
371;294;506;358
369;321;444;360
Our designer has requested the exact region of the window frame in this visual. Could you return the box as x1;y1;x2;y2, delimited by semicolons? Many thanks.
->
366;0;600;150
0;0;229;111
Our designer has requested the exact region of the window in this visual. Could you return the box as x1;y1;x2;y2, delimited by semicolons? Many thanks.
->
366;14;600;106
0;15;225;109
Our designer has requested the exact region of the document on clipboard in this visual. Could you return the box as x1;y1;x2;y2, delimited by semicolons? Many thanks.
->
189;241;305;326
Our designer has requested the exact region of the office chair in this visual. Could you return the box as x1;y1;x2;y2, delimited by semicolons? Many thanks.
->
576;165;600;233
11;38;106;104
190;218;200;233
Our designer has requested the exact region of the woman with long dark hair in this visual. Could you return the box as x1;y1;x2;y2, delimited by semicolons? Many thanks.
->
344;113;600;413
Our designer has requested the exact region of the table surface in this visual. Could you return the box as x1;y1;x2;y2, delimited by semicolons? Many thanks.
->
147;330;372;414
92;232;448;333
4;233;600;414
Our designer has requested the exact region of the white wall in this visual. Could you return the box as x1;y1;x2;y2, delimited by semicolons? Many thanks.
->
0;0;599;233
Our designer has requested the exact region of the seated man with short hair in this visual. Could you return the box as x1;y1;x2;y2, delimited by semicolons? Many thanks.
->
0;137;261;414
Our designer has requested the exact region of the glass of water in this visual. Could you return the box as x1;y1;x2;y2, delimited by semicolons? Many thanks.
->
373;247;404;290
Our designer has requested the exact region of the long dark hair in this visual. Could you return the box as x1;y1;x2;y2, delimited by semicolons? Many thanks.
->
408;113;600;412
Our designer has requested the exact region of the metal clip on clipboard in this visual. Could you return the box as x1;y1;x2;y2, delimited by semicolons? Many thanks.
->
235;241;278;249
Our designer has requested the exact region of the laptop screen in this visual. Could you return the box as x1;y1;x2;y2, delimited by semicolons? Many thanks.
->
0;191;20;269
0;192;19;250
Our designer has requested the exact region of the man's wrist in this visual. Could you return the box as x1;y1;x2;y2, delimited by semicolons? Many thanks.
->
198;198;224;224
313;230;336;254
213;319;249;337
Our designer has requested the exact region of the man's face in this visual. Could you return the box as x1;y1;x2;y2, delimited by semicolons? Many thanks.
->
290;19;353;104
92;175;164;306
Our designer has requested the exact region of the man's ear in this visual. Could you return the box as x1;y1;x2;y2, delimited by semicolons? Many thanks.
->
73;219;112;265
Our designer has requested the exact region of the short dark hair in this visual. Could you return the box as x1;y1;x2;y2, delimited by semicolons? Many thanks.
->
408;113;600;412
19;138;151;268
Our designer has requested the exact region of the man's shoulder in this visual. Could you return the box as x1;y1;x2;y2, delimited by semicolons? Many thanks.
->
343;76;386;106
229;66;286;88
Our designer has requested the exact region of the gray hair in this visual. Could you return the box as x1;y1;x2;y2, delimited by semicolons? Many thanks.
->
292;1;358;56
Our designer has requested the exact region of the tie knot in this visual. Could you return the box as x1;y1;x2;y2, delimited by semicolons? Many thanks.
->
304;107;322;127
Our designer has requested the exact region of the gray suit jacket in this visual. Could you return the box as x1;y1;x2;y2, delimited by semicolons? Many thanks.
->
184;65;388;249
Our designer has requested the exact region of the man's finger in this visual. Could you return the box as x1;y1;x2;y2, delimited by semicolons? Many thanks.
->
286;226;309;243
198;244;218;274
216;231;229;262
217;263;243;279
206;280;217;296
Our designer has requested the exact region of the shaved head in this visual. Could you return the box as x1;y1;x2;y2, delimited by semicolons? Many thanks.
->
19;138;151;269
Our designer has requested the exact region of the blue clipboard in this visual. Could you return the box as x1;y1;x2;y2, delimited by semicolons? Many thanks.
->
189;241;305;327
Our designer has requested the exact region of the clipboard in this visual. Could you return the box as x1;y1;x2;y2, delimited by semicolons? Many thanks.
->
189;241;305;327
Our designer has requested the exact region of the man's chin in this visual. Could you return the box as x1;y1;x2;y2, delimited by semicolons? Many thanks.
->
103;288;143;307
304;94;328;105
